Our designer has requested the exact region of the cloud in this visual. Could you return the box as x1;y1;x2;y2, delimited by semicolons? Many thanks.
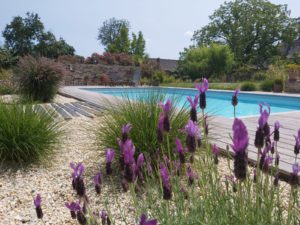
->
184;30;193;37
145;37;151;42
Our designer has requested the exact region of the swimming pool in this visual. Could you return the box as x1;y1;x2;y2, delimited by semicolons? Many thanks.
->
82;87;300;118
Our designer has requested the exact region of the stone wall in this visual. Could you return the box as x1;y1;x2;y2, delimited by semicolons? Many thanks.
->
285;81;300;93
63;63;136;85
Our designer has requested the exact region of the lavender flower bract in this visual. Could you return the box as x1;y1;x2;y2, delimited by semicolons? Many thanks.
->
290;163;300;186
184;120;201;153
274;121;280;141
294;129;300;155
231;118;249;180
212;144;220;164
139;213;157;225
187;94;198;122
159;98;172;132
232;88;240;107
160;164;172;200
175;138;186;163
195;78;209;110
93;173;102;194
121;123;132;142
106;148;115;175
34;194;43;219
65;201;81;219
70;162;86;197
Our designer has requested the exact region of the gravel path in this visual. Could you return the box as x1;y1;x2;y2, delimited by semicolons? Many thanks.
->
0;117;134;225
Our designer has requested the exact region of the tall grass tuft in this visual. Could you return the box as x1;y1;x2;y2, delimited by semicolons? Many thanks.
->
96;90;190;162
14;55;67;102
0;102;62;164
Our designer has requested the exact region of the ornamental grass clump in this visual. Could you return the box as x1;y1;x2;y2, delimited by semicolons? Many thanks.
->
15;55;67;102
0;102;61;164
96;91;190;163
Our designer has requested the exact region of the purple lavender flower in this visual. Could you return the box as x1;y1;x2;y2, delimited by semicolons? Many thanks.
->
274;121;280;141
139;213;157;225
187;94;199;122
294;129;300;155
123;140;135;165
70;162;86;197
121;178;129;192
65;201;81;219
93;173;102;194
232;88;240;107
157;113;164;143
258;103;271;129
106;148;115;175
184;120;201;153
101;210;111;225
160;164;172;200
290;163;300;186
175;138;186;163
263;155;273;171
255;103;271;148
275;153;280;166
121;123;132;142
195;78;209;110
34;194;43;219
187;165;197;185
212;144;220;164
159;98;172;132
231;118;249;180
121;140;137;182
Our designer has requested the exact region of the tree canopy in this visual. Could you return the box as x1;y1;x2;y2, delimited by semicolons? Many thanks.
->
98;18;146;57
178;44;235;81
192;0;298;66
2;12;75;58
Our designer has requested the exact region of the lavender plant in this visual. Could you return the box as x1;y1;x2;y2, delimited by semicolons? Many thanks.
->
33;78;300;224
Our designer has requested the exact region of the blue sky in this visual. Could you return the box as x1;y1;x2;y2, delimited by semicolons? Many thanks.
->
0;0;299;59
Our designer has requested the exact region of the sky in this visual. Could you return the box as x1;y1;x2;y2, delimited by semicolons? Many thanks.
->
0;0;299;60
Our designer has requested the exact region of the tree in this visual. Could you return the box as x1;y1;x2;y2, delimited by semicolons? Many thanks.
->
2;12;75;58
192;0;298;66
2;12;44;56
134;31;146;57
178;44;235;81
108;24;130;53
98;18;146;57
97;18;130;51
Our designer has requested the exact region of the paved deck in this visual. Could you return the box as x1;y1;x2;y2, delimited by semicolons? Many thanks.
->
35;101;103;120
59;86;300;176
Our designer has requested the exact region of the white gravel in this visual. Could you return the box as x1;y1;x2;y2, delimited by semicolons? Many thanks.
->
0;115;134;225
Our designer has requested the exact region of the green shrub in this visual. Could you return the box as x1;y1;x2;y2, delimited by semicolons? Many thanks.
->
15;55;67;102
153;70;165;83
241;82;256;91
253;71;267;81
260;80;274;92
0;102;61;164
96;91;190;162
274;78;283;86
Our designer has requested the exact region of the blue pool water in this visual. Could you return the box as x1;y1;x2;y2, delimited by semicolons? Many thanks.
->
83;87;300;118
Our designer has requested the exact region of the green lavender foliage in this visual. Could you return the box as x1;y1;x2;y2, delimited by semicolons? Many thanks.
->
130;146;299;225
